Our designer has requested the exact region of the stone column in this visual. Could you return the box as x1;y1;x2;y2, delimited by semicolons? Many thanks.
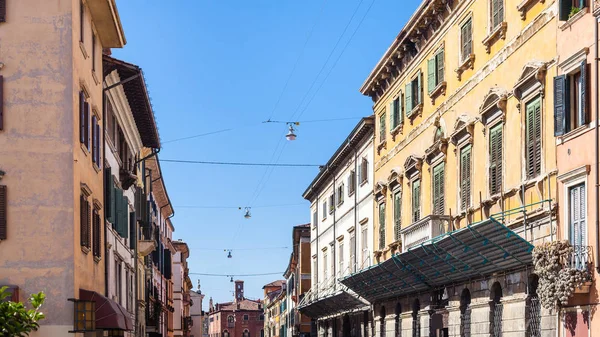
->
373;314;381;337
500;294;527;337
445;305;461;337
385;314;395;337
400;313;412;337
419;310;429;337
469;299;491;337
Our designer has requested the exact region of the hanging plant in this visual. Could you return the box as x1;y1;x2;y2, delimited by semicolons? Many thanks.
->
532;240;591;309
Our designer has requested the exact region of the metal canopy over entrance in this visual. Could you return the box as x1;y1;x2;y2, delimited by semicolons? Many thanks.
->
340;218;534;303
298;289;368;319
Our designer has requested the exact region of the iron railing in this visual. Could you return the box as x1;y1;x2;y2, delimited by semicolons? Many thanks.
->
567;245;593;272
526;297;541;337
460;306;471;337
412;316;420;337
492;302;503;337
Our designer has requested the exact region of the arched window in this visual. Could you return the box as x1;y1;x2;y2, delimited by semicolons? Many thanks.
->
223;330;230;337
460;289;471;337
243;329;250;337
395;303;402;337
260;329;264;337
412;299;420;337
228;315;235;328
490;282;503;337
526;275;541;337
380;306;386;337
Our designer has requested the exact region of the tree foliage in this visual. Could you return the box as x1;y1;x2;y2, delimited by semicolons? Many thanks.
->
0;286;46;337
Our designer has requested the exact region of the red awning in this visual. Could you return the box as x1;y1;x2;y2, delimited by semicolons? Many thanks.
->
79;289;133;331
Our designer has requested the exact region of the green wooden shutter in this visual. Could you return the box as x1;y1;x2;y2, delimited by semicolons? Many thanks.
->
115;187;123;233
427;57;436;94
389;101;395;130
559;0;572;21
379;113;386;142
399;92;404;124
120;195;129;239
433;163;445;215
554;75;568;136
436;49;445;83
393;191;401;241
489;124;503;195
378;203;385;250
460;146;472;211
526;97;542;178
129;211;136;249
405;82;413;114
417;71;423;105
580;61;587;127
412;179;421;222
498;0;504;24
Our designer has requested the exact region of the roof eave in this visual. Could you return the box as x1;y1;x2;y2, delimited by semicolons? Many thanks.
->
87;0;126;48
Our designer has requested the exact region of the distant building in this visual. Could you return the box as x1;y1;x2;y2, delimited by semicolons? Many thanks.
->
208;281;264;337
190;283;205;337
173;240;193;336
283;225;311;337
263;280;285;337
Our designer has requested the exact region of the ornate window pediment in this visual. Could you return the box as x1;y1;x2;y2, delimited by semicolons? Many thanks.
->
479;87;509;126
450;114;477;147
425;117;448;164
513;60;547;102
374;180;388;198
404;155;423;180
387;167;404;190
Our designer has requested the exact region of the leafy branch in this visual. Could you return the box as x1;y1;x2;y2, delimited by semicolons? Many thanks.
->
0;286;46;337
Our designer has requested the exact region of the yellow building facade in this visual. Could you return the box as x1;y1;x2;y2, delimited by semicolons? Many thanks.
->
340;0;564;336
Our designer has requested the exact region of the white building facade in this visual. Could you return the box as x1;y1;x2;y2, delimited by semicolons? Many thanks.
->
299;116;375;337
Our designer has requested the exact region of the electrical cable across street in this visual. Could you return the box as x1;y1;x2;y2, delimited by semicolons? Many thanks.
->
160;159;323;167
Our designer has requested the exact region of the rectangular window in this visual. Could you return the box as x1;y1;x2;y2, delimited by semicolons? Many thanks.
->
244;315;249;321
554;62;588;136
491;0;504;29
322;201;327;220
559;0;587;20
379;113;386;143
393;190;402;241
348;170;356;196
80;194;91;248
460;145;472;211
489;124;503;195
405;72;422;116
312;211;318;228
323;252;328;281
349;233;356;273
359;158;368;184
79;91;90;149
92;32;96;72
432;163;445;215
336;184;344;206
80;0;84;43
412;179;421;223
378;203;386;250
338;241;344;275
389;95;402;130
312;258;317;286
92;208;101;258
526;97;542;179
361;225;368;266
460;18;473;62
328;193;335;214
569;183;586;269
427;48;445;94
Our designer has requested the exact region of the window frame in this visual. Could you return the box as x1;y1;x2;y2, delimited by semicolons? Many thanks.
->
378;202;386;250
427;47;445;95
411;178;421;223
488;122;503;196
460;17;473;63
490;0;505;31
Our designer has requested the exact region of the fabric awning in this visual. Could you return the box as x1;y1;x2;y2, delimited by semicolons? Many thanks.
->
340;218;533;303
298;289;368;319
80;289;133;331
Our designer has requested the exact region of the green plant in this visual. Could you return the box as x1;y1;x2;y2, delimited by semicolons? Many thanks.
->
0;286;46;337
569;6;581;19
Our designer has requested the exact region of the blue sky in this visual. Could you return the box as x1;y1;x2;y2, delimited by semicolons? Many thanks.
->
112;0;420;308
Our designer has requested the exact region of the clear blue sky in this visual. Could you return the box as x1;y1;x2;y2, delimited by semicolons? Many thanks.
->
112;0;420;308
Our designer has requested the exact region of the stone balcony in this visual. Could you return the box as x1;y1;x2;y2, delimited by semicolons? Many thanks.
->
400;214;452;252
139;226;157;257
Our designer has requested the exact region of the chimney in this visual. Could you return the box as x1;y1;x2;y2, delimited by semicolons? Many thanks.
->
234;280;244;302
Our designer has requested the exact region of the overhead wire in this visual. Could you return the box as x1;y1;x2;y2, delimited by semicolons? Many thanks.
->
159;159;322;167
176;202;306;209
189;272;284;277
189;246;290;251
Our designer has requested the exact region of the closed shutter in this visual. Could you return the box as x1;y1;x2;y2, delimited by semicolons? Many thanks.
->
526;98;542;178
349;234;356;272
433;163;445;215
399;92;404;124
93;210;101;258
405;82;413;114
460;146;472;211
0;0;6;22
436;49;445;83
115;187;123;233
79;195;84;246
379;113;386;142
0;76;4;131
0;185;6;240
95;122;101;165
92;115;97;164
427;57;436;94
559;0;572;20
357;163;362;186
84;102;90;149
553;75;568;136
417;71;423;105
390;101;395;130
120;195;129;239
129;211;136;249
461;20;472;60
164;249;172;279
378;203;385;250
79;91;86;144
570;184;586;269
412;180;421;222
393;191;401;241
104;168;111;220
489;124;503;195
492;0;503;28
580;61;587;126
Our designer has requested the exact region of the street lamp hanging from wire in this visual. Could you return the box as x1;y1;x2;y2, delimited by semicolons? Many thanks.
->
286;122;298;141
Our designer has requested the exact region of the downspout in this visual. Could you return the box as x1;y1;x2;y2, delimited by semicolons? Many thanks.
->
331;166;336;291
595;14;600;271
103;84;109;297
352;144;358;273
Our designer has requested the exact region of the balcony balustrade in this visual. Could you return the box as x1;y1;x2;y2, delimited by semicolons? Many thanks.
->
400;215;452;252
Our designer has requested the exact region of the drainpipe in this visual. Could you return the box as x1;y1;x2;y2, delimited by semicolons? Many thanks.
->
353;146;358;273
331;167;337;291
103;85;109;297
595;14;600;271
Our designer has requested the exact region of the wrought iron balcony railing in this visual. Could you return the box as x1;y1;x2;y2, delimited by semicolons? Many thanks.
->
567;245;593;273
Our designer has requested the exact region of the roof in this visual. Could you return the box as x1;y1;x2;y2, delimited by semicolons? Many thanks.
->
262;280;286;289
103;55;161;149
302;116;374;200
217;299;262;311
284;224;311;278
145;151;174;219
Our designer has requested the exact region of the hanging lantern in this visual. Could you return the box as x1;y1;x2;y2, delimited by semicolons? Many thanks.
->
244;207;251;219
285;124;297;141
227;251;232;258
230;276;234;282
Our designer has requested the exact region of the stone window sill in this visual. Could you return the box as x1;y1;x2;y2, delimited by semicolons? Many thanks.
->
428;81;447;104
81;246;90;255
80;143;90;156
92;71;100;85
391;124;403;141
359;179;368;187
517;0;545;20
482;22;508;53
558;124;592;144
94;256;101;263
93;163;101;174
560;7;589;30
407;103;424;124
79;41;88;59
377;140;387;155
455;54;475;80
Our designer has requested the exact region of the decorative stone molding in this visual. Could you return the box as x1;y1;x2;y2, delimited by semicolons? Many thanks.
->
375;180;388;198
407;103;424;125
479;87;509;126
513;60;547;106
449;114;477;148
425;138;448;165
387;167;404;189
429;81;447;104
391;124;404;141
377;140;387;155
517;0;545;20
482;22;508;53
455;54;475;80
404;155;424;180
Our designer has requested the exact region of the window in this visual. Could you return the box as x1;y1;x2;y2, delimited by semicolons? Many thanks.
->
312;211;318;228
569;183;586;270
336;184;344;206
460;145;472;211
91;114;101;167
427;48;445;94
554;62;588;136
79;91;90;150
361;225;368;266
489;124;503;195
379;112;386;143
80;0;85;43
92;32;96;72
92;208;101;258
378;203;386;250
525;97;542;179
393;190;401;241
390;95;403;131
338;241;344;275
460;18;473;62
348;170;356;196
412;180;421;223
490;0;504;30
116;258;122;303
349;232;356;273
405;72;422;116
323;252;328;281
359;158;369;184
259;315;264;321
322;201;327;220
80;194;91;249
432;163;445;215
559;0;587;20
328;193;335;214
490;282;503;337
243;329;250;337
244;315;249;321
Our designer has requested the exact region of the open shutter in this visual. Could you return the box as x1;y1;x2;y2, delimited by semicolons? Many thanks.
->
80;195;85;246
95;122;101;166
0;0;6;22
436;49;445;83
553;75;568;136
533;99;542;177
389;101;395;130
412;180;421;222
0;185;6;240
489;124;503;195
526;102;535;178
559;0;572;21
580;61;587;126
427;58;436;94
357;163;362;186
120;195;129;239
79;92;85;143
460;146;472;211
417;71;423;105
393;192;401;240
405;82;413;114
84;102;90;149
92;115;97;164
104;168;111;221
115;187;123;232
129;211;136;249
399;92;404;124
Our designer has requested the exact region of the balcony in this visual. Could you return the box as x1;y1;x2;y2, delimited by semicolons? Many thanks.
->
400;215;452;252
184;316;193;331
183;293;191;304
139;226;157;257
568;245;593;293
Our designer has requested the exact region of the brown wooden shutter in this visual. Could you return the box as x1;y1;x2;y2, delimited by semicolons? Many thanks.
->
86;200;91;248
0;76;4;131
0;185;6;240
580;61;587;126
84;102;90;150
80;195;86;246
93;210;101;257
0;1;7;23
79;92;85;144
